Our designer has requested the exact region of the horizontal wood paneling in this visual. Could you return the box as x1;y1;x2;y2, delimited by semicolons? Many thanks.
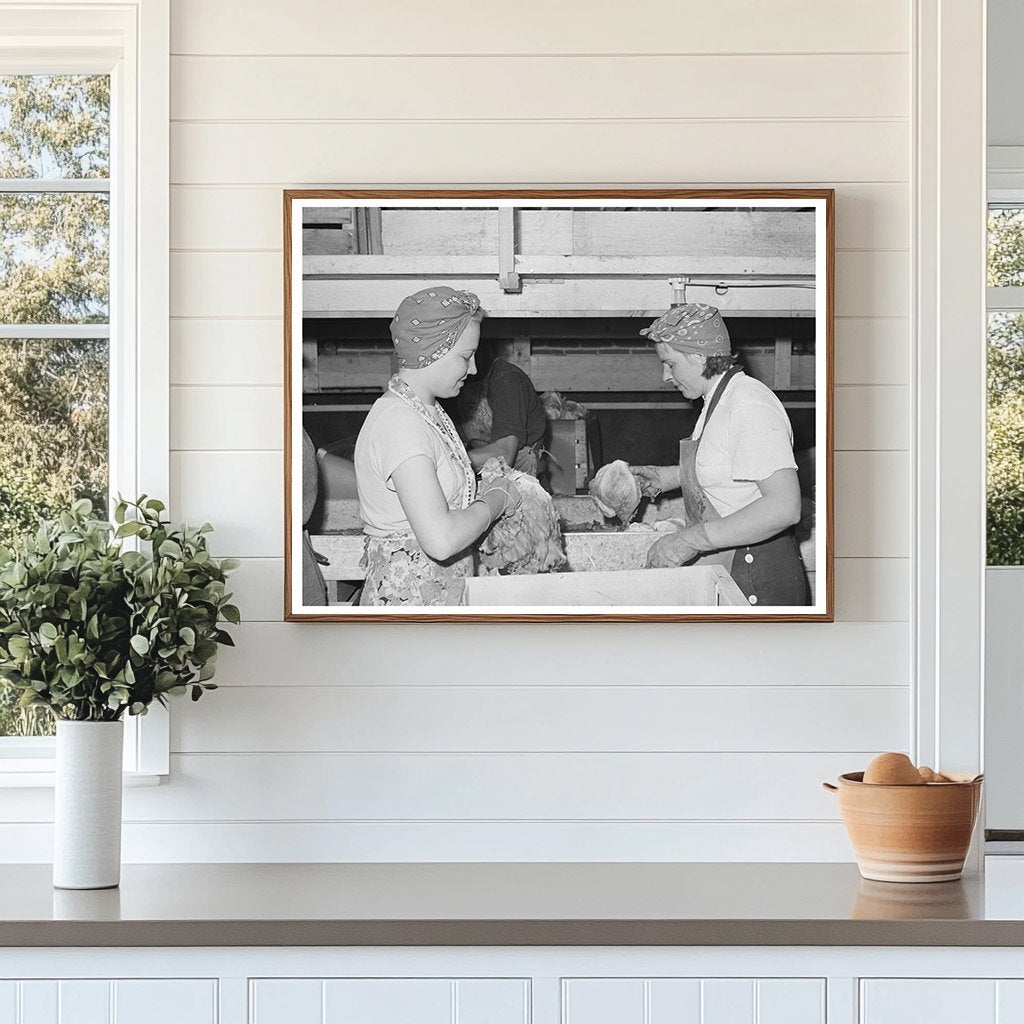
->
834;452;910;558
834;318;910;385
170;183;909;252
170;319;283;386
0;753;867;824
223;558;283;620
171;685;909;754
834;385;910;450
170;451;283;556
171;449;906;558
209;621;910;687
833;558;910;621
110;751;863;820
171;252;281;317
229;556;908;623
9;0;911;864
0;820;856;862
836;250;909;318
171;54;908;121
170;0;910;56
170;386;281;450
170;249;909;319
170;121;909;186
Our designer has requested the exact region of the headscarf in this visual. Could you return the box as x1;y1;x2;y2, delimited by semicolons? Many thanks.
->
390;286;482;368
639;302;731;355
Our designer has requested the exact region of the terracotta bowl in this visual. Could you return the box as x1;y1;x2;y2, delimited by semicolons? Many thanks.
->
823;772;983;883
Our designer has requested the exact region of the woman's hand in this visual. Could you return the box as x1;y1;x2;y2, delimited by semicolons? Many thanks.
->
392;455;503;561
630;464;680;499
479;475;522;520
646;523;714;568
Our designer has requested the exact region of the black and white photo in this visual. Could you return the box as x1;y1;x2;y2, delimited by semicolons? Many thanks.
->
285;191;833;621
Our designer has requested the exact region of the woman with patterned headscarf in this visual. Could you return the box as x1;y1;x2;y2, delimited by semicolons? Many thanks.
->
354;286;521;606
628;303;806;607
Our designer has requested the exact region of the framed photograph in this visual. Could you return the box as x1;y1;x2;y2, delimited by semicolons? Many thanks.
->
285;190;833;622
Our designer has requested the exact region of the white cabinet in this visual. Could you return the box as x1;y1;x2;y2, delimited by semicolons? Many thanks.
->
860;980;1024;1024
249;978;529;1024
562;978;825;1024
0;980;217;1024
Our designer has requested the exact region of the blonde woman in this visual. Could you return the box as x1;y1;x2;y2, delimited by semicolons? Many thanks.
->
354;287;519;606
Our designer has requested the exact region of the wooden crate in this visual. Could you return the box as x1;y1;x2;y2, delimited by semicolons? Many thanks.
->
461;565;747;607
548;418;589;494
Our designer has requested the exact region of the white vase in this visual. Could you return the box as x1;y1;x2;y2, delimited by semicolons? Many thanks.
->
53;719;124;889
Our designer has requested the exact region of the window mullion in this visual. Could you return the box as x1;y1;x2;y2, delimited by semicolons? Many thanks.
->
0;178;109;193
987;286;1024;312
0;324;110;339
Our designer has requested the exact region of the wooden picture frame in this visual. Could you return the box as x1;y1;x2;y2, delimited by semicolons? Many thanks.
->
285;189;834;622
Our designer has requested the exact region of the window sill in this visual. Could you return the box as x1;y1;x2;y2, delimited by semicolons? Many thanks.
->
0;769;166;788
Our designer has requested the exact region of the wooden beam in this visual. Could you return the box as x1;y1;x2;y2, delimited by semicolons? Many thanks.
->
372;207;813;258
317;351;392;391
354;208;384;254
304;255;816;277
303;278;816;318
773;336;793;390
498;206;521;292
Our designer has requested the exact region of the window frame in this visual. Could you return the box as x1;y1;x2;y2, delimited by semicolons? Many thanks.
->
987;196;1024;314
983;193;1024;838
0;0;169;784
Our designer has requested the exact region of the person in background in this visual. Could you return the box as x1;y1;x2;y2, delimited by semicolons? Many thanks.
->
631;302;807;607
353;286;520;606
456;343;548;477
301;429;328;606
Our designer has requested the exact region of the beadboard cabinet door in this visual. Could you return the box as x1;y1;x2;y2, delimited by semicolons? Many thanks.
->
562;978;825;1024
860;979;1024;1024
0;979;217;1024
249;978;529;1024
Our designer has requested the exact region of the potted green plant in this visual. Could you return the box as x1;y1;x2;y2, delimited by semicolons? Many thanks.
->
0;497;239;889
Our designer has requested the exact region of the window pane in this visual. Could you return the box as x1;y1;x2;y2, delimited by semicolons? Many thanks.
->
0;75;109;179
0;337;107;738
988;207;1024;287
988;313;1024;565
0;192;109;323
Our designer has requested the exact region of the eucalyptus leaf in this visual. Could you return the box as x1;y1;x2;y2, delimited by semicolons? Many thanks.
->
158;539;183;559
0;496;237;721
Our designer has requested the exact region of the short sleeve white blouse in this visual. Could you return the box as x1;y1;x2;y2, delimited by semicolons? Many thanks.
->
354;393;467;537
691;372;798;518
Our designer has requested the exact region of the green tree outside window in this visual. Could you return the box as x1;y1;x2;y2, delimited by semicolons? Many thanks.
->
0;75;110;736
988;209;1024;566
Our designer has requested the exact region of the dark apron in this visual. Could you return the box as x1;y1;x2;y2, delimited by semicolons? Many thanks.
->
680;367;808;607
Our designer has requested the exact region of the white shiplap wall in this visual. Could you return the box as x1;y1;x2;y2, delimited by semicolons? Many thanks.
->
3;0;917;862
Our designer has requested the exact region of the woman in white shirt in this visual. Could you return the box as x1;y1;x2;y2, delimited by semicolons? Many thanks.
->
630;303;807;607
354;287;519;606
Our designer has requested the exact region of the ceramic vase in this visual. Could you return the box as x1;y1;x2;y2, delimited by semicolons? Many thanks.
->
53;719;124;889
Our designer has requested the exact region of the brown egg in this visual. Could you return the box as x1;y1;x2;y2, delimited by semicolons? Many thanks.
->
918;766;939;783
863;752;926;785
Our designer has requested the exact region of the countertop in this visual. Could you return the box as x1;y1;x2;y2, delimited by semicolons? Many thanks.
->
5;861;1024;947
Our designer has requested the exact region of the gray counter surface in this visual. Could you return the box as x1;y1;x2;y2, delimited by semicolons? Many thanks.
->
1;861;1021;947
